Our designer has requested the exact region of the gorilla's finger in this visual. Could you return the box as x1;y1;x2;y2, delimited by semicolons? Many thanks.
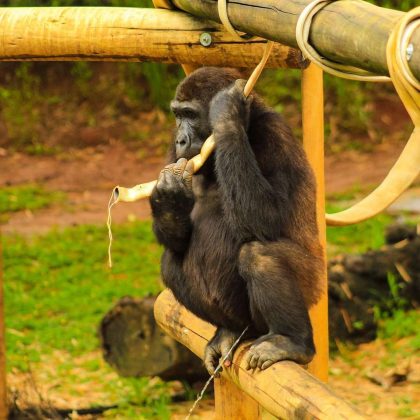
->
213;365;223;378
245;352;253;370
182;160;195;187
257;356;266;369
156;169;165;184
248;353;259;370
173;158;188;176
220;341;234;368
204;347;219;376
162;170;174;186
233;79;247;95
261;359;274;370
184;160;195;175
163;163;176;172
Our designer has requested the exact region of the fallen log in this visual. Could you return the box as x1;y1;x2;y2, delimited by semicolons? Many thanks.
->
99;296;207;382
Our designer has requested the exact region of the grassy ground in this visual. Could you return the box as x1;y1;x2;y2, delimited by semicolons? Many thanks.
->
4;221;173;418
3;188;419;418
0;184;65;224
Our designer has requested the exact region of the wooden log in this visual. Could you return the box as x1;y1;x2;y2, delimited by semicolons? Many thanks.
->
302;64;328;382
0;7;306;69
172;0;420;80
214;377;261;420
154;289;364;420
99;296;206;383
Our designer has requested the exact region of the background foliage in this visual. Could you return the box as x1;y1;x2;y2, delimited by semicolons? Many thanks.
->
0;0;416;153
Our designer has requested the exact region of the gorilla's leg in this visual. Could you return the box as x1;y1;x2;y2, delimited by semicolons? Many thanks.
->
238;241;315;370
203;327;245;376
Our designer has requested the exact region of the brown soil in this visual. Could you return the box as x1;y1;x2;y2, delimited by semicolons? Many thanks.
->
0;138;413;236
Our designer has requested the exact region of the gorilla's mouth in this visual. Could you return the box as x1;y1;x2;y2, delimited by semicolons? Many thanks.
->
177;146;203;160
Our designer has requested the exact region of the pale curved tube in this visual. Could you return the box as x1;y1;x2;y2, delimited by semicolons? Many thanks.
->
113;134;216;204
326;8;420;226
113;180;157;203
326;127;420;226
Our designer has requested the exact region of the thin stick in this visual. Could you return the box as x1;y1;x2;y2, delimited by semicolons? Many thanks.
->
107;191;118;268
185;326;249;420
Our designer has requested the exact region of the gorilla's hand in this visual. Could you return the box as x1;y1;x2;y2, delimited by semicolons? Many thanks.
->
151;158;194;214
209;79;252;133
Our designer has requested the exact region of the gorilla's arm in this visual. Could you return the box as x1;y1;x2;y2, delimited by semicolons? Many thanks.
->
150;159;194;254
210;82;291;242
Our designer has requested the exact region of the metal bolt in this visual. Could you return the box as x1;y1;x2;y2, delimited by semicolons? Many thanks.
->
406;43;414;62
200;32;212;47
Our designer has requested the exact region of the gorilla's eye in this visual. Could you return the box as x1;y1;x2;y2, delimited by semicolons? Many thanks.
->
182;109;199;120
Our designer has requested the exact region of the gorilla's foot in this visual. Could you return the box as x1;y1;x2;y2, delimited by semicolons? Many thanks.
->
204;327;243;376
246;333;314;371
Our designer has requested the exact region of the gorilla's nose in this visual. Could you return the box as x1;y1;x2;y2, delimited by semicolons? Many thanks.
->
176;137;190;158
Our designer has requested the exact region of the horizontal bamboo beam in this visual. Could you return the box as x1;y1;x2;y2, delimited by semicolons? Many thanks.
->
0;7;305;68
154;289;364;420
172;0;420;80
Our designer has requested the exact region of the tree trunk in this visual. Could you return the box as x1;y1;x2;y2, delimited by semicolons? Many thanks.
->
99;296;207;382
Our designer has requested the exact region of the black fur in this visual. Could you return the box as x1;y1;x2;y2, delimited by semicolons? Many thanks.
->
150;67;324;371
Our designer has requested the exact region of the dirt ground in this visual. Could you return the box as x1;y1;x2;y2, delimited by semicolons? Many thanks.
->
0;138;415;236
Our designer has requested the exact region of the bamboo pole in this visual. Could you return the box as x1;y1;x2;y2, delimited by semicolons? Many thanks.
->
302;64;329;382
154;289;364;419
0;7;306;68
0;231;7;420
214;377;261;420
172;0;420;80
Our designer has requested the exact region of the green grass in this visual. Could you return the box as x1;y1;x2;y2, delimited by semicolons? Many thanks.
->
0;184;65;214
4;211;395;370
326;203;393;256
4;221;174;418
4;221;162;367
379;310;420;344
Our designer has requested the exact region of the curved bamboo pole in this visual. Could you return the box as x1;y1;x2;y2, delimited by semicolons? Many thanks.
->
154;289;364;420
326;8;420;226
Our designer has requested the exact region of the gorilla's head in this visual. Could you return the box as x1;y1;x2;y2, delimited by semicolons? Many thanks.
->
170;67;242;159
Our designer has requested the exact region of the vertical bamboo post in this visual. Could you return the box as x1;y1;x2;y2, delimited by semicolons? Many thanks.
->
302;63;329;382
214;377;261;419
0;231;7;420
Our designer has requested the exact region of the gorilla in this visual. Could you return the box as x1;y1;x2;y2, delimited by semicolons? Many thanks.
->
150;67;323;374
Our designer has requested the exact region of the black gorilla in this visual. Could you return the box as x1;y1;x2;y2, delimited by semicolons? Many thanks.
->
150;67;323;374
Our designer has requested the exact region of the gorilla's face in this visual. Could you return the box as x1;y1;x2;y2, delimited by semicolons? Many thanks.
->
170;98;211;160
